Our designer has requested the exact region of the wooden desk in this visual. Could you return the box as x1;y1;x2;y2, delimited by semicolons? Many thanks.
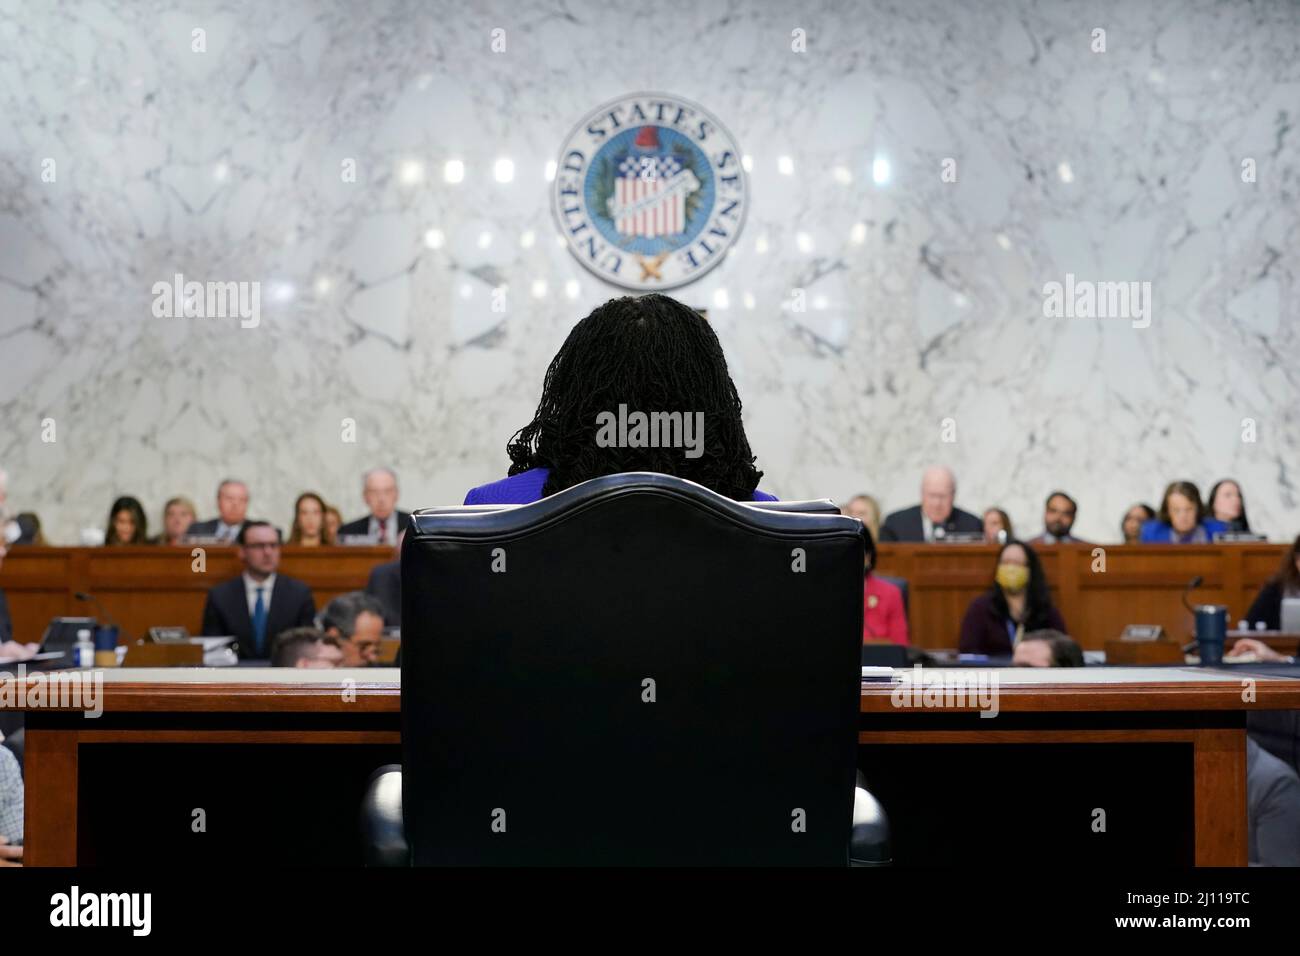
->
0;543;1287;651
876;542;1288;649
6;666;1297;866
0;546;394;643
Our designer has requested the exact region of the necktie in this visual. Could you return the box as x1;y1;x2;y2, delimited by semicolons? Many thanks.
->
252;587;268;657
377;520;387;545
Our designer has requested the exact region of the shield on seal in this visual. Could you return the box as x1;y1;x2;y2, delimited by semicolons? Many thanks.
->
607;126;700;240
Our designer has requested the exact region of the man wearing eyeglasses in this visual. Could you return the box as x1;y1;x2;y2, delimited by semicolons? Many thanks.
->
200;520;316;660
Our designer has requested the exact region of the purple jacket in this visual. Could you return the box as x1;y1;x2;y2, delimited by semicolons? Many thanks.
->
465;467;777;505
958;590;1067;657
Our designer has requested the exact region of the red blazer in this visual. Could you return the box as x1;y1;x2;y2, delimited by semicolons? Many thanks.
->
863;575;909;645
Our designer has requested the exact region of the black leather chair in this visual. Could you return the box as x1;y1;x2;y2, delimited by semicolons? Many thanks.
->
361;472;890;865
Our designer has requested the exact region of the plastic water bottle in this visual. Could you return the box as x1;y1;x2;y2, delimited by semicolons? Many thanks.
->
74;628;95;668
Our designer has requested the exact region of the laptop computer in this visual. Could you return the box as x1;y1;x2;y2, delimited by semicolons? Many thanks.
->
39;616;97;658
1281;598;1300;634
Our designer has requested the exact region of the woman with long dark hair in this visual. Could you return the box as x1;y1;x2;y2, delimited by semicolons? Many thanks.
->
1242;534;1300;632
1207;479;1251;533
104;495;149;545
288;491;332;546
465;294;773;503
958;540;1066;656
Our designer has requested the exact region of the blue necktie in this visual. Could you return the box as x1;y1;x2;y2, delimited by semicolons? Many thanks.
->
252;587;268;657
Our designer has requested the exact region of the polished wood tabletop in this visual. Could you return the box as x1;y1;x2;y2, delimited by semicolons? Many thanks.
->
4;664;1298;713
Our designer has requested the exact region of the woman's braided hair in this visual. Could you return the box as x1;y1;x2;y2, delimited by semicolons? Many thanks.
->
506;294;763;500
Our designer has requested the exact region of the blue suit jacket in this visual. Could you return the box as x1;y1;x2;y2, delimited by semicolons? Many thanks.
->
1139;518;1227;543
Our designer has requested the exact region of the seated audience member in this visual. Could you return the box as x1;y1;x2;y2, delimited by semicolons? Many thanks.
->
465;294;777;504
288;491;333;546
15;513;45;545
153;496;196;546
842;494;881;541
365;534;402;626
959;540;1066;656
1122;503;1155;544
20;515;45;546
982;507;1012;545
1012;629;1084;667
1140;481;1226;544
1208;478;1251;533
1240;534;1300;632
187;478;251;543
1247;738;1300;866
0;743;22;867
1027;491;1088;545
103;495;149;545
317;592;386;666
0;469;41;546
270;627;344;668
879;466;982;542
200;521;316;659
324;505;343;542
0;469;30;547
861;527;908;645
338;468;410;544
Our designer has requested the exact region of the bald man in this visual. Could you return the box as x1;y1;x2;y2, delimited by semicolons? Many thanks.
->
879;466;983;542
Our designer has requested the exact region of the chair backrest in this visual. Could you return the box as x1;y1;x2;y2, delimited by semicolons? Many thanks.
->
401;473;865;865
876;574;910;615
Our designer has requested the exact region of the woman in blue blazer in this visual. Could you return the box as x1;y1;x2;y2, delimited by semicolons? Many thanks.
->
1140;481;1227;543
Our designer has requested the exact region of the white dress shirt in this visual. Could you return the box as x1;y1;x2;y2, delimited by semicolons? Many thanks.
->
368;513;399;544
243;572;276;617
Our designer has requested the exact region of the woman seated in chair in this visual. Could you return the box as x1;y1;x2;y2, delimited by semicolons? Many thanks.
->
1140;481;1226;544
104;495;149;546
466;294;776;504
862;528;909;646
958;540;1066;656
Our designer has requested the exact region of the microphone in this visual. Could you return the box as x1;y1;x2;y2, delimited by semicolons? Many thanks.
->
1180;575;1204;615
75;591;131;643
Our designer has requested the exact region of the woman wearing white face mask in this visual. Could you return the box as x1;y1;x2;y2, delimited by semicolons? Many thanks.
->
958;541;1067;656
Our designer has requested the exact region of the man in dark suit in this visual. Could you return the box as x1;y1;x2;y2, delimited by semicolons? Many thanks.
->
187;478;251;543
200;521;316;659
879;465;982;542
337;467;410;545
365;559;401;627
1026;490;1090;545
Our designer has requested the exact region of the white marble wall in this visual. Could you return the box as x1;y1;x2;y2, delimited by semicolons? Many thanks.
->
0;0;1297;544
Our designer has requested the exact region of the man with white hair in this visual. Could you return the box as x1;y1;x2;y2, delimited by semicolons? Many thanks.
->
187;478;252;543
338;467;410;545
879;465;983;542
